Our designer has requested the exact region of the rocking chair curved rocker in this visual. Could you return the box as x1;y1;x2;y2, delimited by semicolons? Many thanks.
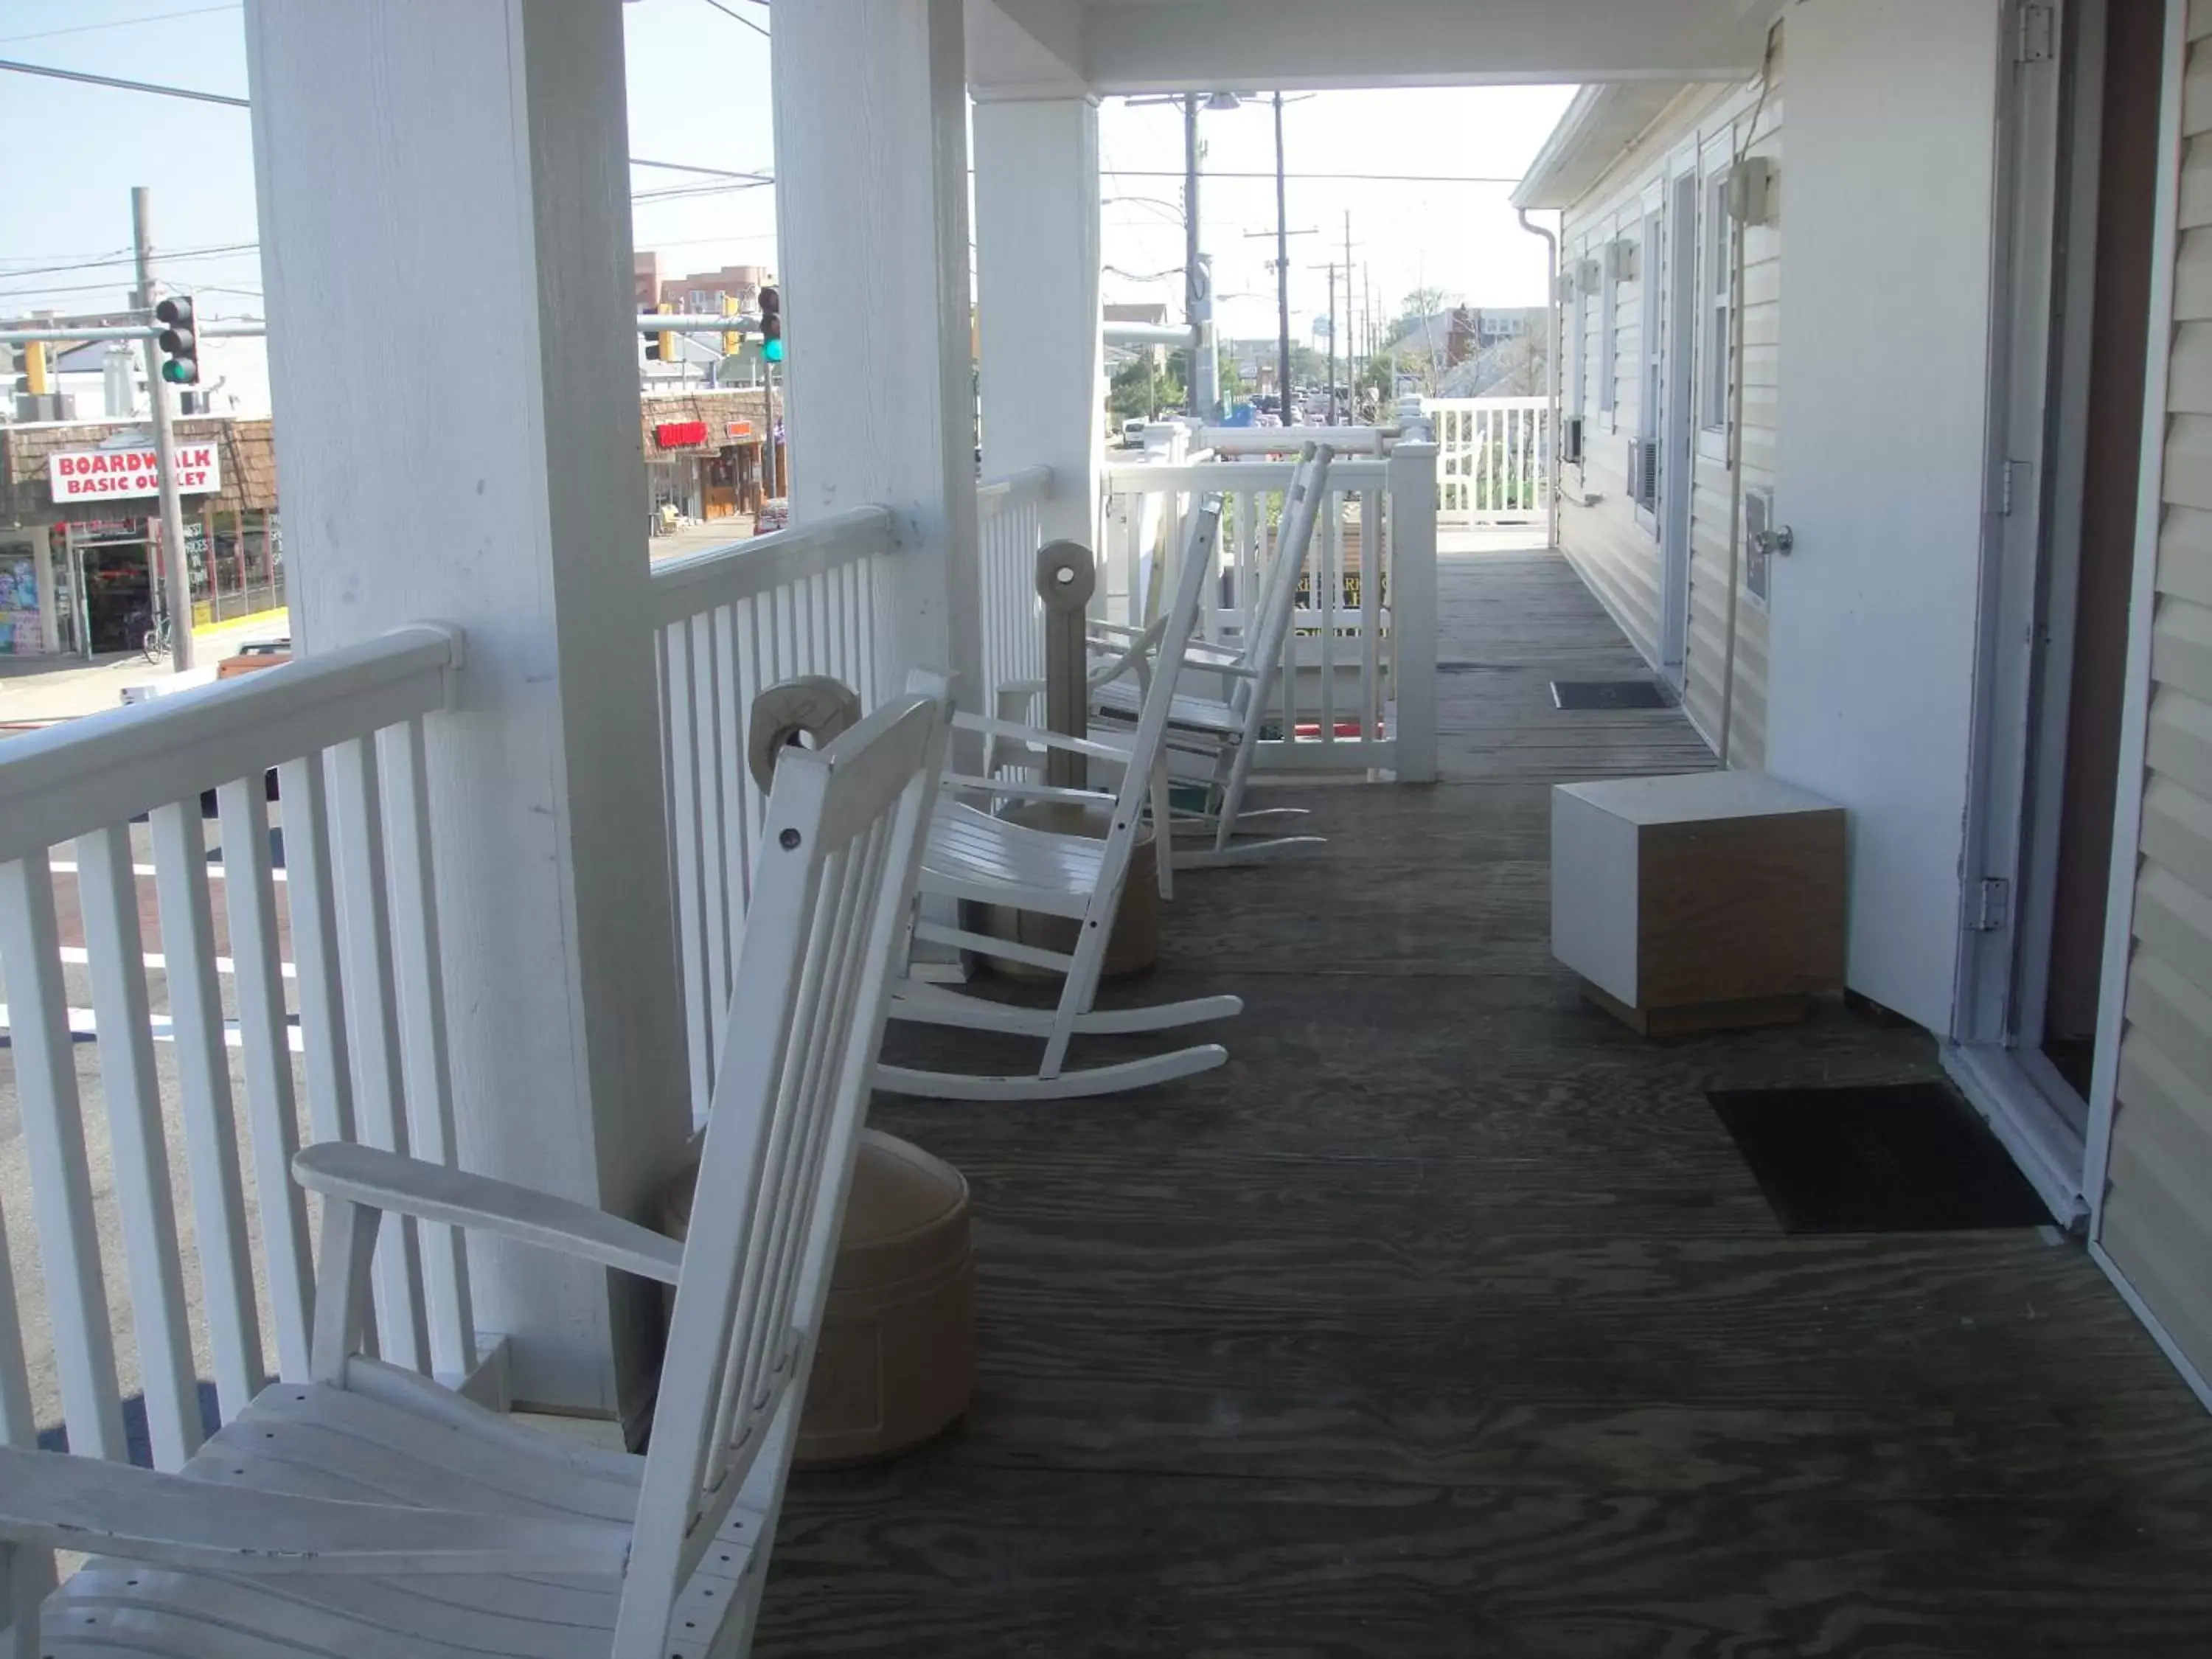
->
876;495;1239;1103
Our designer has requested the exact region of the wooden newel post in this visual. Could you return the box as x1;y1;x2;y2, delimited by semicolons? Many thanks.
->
1037;538;1095;789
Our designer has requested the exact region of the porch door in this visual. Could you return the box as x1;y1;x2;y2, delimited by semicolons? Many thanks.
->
1767;0;2008;1032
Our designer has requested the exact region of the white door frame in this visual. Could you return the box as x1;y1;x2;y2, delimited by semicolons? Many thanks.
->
1943;0;2089;1225
1658;165;1700;689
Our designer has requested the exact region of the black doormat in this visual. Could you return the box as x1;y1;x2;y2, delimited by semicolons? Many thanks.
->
1708;1082;2051;1234
1551;678;1669;710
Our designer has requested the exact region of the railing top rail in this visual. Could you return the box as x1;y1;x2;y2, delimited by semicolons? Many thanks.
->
649;505;894;627
0;623;461;864
1102;456;1392;493
976;465;1054;507
1422;395;1549;410
1199;425;1395;455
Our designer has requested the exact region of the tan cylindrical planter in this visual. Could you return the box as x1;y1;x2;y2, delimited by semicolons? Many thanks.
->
969;799;1160;981
660;1128;973;1467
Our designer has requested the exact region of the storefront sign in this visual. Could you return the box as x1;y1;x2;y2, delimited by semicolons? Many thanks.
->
655;420;709;448
726;420;754;439
47;442;221;501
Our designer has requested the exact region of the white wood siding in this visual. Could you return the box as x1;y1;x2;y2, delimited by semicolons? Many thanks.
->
2104;2;2212;1388
1557;52;1781;767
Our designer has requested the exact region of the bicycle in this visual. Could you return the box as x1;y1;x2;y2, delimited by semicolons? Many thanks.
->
140;610;173;664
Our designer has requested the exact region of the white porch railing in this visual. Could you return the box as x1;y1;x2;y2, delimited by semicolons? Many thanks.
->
1100;439;1439;780
650;508;901;1126
976;466;1054;717
0;627;480;1531
1427;396;1550;528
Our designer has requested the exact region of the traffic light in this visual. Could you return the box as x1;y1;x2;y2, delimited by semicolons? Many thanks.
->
155;296;198;386
649;302;675;363
721;293;742;357
759;285;782;364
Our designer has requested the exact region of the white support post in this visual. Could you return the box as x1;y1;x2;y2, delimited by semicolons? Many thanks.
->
243;1;690;1424
1389;440;1440;783
773;0;982;706
974;95;1105;551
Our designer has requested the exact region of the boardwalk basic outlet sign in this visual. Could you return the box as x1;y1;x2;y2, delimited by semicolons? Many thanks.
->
48;442;222;501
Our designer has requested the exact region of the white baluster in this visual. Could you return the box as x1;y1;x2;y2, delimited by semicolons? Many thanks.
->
214;779;316;1385
378;720;476;1381
326;738;431;1374
148;802;268;1420
75;824;203;1464
0;854;128;1461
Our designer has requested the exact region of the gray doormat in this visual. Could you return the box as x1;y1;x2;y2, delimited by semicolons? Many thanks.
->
1708;1082;2052;1234
1551;679;1670;710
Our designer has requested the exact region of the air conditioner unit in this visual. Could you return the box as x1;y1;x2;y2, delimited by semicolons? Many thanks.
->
1628;437;1659;511
1562;416;1585;467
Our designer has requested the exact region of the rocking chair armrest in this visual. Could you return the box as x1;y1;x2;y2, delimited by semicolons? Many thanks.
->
942;773;1116;805
1089;621;1242;665
293;1143;682;1286
948;711;1141;768
0;1445;632;1576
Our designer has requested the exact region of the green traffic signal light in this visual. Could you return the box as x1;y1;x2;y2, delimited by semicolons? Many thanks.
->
161;361;194;384
762;338;785;364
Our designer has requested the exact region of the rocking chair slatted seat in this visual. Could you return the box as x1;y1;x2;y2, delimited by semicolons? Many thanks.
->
1088;442;1337;869
0;690;950;1659
876;495;1239;1103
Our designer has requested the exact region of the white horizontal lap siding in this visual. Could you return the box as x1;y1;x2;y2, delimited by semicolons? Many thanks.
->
1685;62;1784;769
2106;12;2212;1390
1556;64;1783;740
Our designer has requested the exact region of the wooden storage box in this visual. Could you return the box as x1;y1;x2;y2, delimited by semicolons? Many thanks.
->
1551;771;1846;1034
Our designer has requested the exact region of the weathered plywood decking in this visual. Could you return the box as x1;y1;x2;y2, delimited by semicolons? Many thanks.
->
759;540;2212;1656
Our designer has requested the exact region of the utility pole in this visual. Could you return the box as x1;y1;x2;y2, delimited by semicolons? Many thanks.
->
1273;93;1290;417
1343;212;1355;414
133;185;195;672
1183;94;1218;425
1310;262;1338;425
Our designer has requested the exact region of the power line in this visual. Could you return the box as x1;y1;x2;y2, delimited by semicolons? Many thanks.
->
699;0;769;38
630;158;771;182
0;241;260;281
1103;168;1522;185
0;4;238;46
0;56;248;106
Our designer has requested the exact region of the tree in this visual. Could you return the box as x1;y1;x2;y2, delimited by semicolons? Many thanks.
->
1109;354;1184;424
1357;348;1399;403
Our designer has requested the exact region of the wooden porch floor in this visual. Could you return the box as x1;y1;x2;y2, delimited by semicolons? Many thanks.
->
762;538;2212;1657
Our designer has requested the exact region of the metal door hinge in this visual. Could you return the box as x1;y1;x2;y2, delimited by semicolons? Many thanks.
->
2017;4;2054;63
1970;877;2012;933
1996;458;2032;517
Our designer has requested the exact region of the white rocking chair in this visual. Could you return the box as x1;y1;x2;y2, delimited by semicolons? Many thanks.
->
1091;440;1337;869
0;692;950;1659
877;495;1239;1103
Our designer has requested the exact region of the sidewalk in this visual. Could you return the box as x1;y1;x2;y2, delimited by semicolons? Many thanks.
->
0;611;291;726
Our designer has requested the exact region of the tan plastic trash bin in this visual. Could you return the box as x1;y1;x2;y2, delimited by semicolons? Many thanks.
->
660;1128;973;1467
970;798;1160;981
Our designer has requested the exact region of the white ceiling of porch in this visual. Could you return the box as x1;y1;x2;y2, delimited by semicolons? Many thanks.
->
969;0;1777;96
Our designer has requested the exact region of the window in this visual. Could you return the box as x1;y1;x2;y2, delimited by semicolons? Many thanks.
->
1705;172;1733;431
1571;251;1590;420
1599;239;1619;420
1638;207;1664;515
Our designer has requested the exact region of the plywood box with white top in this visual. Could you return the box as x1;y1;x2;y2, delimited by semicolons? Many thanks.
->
1551;771;1846;1034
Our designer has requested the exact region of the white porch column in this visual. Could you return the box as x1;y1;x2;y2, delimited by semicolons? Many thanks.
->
773;0;983;703
243;1;689;1424
974;96;1105;549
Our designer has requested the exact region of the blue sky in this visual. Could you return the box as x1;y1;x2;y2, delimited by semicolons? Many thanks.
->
0;0;1570;344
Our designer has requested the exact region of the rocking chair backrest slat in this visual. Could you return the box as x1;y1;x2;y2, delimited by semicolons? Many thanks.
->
613;691;947;1655
1234;443;1335;727
1087;497;1225;912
